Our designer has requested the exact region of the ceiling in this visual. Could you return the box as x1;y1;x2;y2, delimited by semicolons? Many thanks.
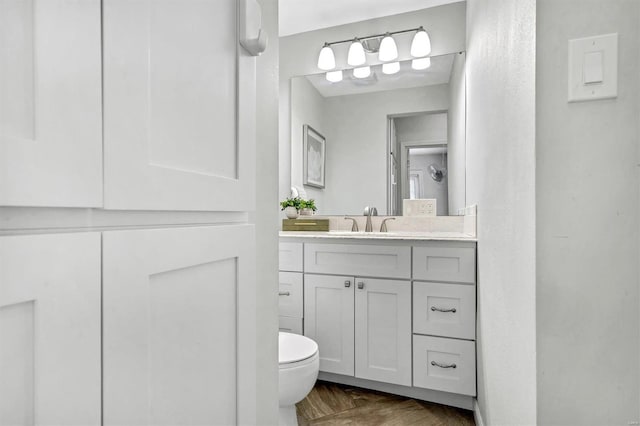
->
304;53;455;98
279;0;464;37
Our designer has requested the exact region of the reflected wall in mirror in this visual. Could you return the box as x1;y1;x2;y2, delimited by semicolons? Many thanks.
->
290;52;466;216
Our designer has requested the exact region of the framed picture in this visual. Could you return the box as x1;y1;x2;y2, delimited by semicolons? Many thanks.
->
303;124;326;188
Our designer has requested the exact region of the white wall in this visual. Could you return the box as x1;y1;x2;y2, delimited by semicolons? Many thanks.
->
536;1;640;424
465;0;537;424
448;52;466;214
323;85;449;215
254;0;279;424
395;113;448;143
409;152;449;215
290;77;327;208
279;3;467;203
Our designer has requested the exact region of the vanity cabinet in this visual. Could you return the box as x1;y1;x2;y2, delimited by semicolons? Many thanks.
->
279;237;477;410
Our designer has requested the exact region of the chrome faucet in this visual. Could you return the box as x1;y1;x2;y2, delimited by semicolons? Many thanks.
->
363;206;378;232
380;217;396;232
344;217;359;232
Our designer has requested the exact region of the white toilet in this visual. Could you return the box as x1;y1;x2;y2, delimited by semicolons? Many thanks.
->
278;332;319;426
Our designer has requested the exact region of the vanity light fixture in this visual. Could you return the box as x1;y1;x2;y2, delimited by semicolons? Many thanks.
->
353;66;371;79
347;39;366;66
316;26;431;72
410;26;432;57
412;57;431;70
325;70;343;82
382;62;400;75
378;33;398;62
317;43;336;70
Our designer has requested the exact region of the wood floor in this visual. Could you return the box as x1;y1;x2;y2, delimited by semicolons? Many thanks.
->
296;381;475;425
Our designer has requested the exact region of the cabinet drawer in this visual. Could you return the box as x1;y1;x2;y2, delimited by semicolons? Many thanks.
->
279;242;303;272
279;316;303;335
279;272;303;318
413;282;476;340
413;246;476;283
305;243;411;279
413;335;476;396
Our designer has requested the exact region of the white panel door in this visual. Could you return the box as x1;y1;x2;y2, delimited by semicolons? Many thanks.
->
304;274;354;376
355;278;411;386
0;0;102;207
0;233;101;425
103;0;255;211
103;225;256;426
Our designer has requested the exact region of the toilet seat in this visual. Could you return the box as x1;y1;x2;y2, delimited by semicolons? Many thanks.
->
279;332;318;366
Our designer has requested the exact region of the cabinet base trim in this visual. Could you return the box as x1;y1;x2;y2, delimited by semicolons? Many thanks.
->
473;399;484;426
317;372;474;410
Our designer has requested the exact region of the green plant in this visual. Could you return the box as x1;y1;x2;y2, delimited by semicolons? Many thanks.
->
280;197;302;211
299;199;317;211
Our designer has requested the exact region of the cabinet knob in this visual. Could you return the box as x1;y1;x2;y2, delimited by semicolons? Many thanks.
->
357;281;364;289
344;280;351;288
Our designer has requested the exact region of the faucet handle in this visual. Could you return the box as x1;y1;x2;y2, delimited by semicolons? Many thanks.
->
344;217;359;232
380;217;396;232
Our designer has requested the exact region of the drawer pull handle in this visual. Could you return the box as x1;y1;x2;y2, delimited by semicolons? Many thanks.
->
357;281;365;290
431;306;457;313
279;291;291;296
344;280;351;288
431;361;457;369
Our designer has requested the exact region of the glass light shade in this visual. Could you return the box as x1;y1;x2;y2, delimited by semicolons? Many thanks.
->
317;44;336;70
412;57;431;70
353;66;371;79
347;39;366;66
382;62;400;75
326;70;343;82
411;28;432;57
378;34;398;62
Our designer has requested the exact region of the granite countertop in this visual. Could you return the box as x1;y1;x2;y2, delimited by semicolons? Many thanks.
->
278;230;477;242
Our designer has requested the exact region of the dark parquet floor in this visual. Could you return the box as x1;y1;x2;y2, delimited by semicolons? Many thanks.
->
296;381;476;425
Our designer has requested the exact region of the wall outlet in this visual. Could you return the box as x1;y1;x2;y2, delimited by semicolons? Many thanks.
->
403;199;437;216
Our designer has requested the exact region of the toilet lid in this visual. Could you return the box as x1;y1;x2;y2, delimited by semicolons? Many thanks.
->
279;332;318;365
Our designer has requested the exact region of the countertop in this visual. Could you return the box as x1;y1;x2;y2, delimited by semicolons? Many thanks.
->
278;231;477;242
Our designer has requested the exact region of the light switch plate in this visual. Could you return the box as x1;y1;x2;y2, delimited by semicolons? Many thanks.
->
403;199;437;217
568;33;617;102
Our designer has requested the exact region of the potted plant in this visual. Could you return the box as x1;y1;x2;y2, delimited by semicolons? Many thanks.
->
299;199;317;216
280;197;302;219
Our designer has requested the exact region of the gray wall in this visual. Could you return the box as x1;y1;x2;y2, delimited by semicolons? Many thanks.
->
254;0;279;423
466;0;537;424
536;1;640;424
279;3;467;202
447;52;466;214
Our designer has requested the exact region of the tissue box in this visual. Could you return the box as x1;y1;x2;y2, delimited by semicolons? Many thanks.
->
282;219;330;231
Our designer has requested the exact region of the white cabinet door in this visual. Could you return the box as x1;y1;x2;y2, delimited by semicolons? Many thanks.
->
304;274;354;376
0;0;102;207
103;0;255;211
355;278;412;386
0;233;101;425
103;225;256;425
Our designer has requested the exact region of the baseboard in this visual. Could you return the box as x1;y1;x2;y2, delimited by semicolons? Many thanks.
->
473;399;485;426
318;371;474;410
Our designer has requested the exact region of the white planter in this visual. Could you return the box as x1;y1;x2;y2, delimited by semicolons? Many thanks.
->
299;208;314;216
284;207;299;219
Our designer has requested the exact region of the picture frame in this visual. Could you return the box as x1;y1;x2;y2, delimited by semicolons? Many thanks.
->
303;124;326;188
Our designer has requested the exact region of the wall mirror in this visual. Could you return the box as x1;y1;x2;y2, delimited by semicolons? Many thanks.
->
289;52;466;216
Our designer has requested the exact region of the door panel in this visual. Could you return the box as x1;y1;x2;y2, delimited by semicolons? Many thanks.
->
355;278;411;386
304;274;354;376
103;0;255;211
0;233;101;425
0;0;102;207
103;225;255;425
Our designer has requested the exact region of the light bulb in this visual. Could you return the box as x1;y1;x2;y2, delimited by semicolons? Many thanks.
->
378;33;398;62
382;62;400;75
326;70;343;82
411;27;432;57
353;66;371;79
412;57;431;70
347;39;366;66
317;43;336;70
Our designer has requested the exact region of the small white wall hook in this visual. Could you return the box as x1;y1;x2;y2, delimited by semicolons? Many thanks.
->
239;0;268;56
